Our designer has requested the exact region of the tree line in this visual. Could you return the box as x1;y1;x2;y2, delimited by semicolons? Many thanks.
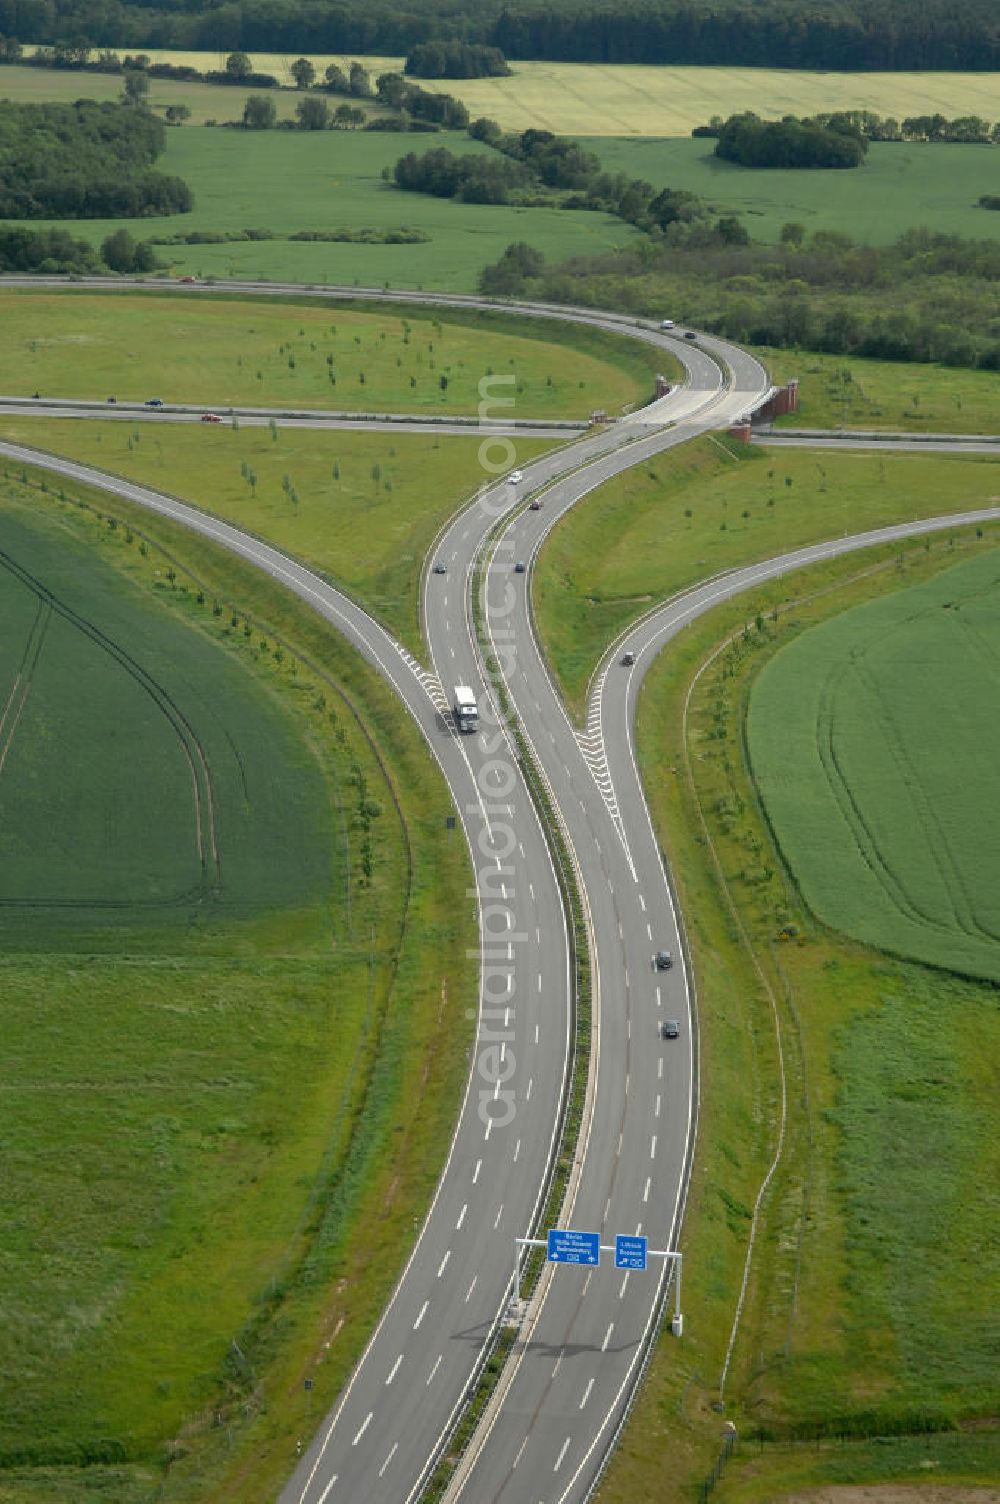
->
698;109;1000;147
0;99;191;219
477;225;1000;371
1;0;1000;71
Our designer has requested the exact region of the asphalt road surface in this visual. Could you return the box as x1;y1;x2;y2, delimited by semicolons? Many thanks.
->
2;278;996;1504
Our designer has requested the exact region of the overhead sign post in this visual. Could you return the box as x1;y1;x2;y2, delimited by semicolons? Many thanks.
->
614;1234;648;1270
510;1231;683;1334
546;1228;601;1266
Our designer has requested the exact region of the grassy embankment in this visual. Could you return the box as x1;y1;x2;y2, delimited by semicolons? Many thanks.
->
0;465;477;1502
533;437;1000;716
0;417;553;654
8;52;1000;137
595;532;1000;1504
758;347;1000;434
0;292;668;419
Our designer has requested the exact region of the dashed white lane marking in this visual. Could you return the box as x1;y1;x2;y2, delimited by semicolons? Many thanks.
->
537;974;542;991
466;1275;478;1302
494;1203;504;1229
554;1437;572;1472
647;922;652;940
604;1196;611;1221
512;1436;528;1469
352;1411;373;1446
437;1251;450;1278
413;1301;429;1330
643;1176;651;1203
639;895;646;912
426;1355;442;1385
658;1058;664;1079
534;1023;540;1044
526;1076;533;1100
580;1377;595;1409
456;1202;467;1229
655;1094;661;1118
386;1354;402;1385
316;1477;338;1504
552;1355;562;1379
625;1072;630;1096
513;1138;521;1162
601;1322;614;1352
656;985;662;1006
619;1273;630;1299
650;1134;658;1159
582;1271;593;1296
529;881;535;901
617;1132;623;1155
378;1441;398;1478
518;841;525;857
484;1117;492;1140
472;1157;482;1184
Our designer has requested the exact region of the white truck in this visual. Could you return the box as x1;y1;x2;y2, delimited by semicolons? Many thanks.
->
453;685;478;733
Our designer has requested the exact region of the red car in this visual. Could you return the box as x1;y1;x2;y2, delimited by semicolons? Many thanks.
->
200;412;222;423
179;275;197;284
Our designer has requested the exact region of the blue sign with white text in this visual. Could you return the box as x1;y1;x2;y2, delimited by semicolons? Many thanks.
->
547;1228;601;1266
615;1234;648;1270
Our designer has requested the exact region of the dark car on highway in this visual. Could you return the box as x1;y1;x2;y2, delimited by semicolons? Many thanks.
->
661;1018;680;1039
655;950;673;970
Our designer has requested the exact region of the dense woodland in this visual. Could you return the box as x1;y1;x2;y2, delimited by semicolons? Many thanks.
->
0;99;191;218
713;113;869;169
480;228;1000;370
0;0;999;70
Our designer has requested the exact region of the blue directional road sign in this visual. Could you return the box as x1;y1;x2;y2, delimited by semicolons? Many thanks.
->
615;1234;648;1270
547;1228;601;1266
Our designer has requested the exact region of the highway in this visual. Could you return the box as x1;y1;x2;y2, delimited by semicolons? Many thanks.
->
3;278;997;1504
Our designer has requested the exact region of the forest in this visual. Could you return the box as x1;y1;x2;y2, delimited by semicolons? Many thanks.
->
0;100;192;218
1;0;999;71
479;227;1000;370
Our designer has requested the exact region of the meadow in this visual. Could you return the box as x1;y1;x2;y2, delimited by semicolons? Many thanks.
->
9;53;1000;136
596;530;1000;1503
532;436;1000;714
0;291;664;417
0;113;641;288
0;468;476;1501
0;419;554;653
760;348;1000;433
582;136;1000;245
747;550;1000;982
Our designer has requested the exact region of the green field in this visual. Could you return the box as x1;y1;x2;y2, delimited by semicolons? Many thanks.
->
0;116;640;287
10;53;1000;137
582;136;1000;244
0;291;663;418
0;419;554;652
747;550;1000;982
596;532;1000;1503
0;471;475;1500
760;347;1000;433
533;437;1000;714
0;503;327;920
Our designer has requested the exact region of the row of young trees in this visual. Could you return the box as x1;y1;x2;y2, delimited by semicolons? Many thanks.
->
1;0;999;71
0;100;191;219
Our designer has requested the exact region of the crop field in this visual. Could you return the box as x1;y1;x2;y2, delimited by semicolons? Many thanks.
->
0;418;554;652
0;114;640;288
747;549;1000;982
0;500;328;920
0;473;475;1500
533;436;1000;714
582;136;1000;245
10;53;1000;137
597;535;1000;1503
0;291;663;418
759;348;1000;433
